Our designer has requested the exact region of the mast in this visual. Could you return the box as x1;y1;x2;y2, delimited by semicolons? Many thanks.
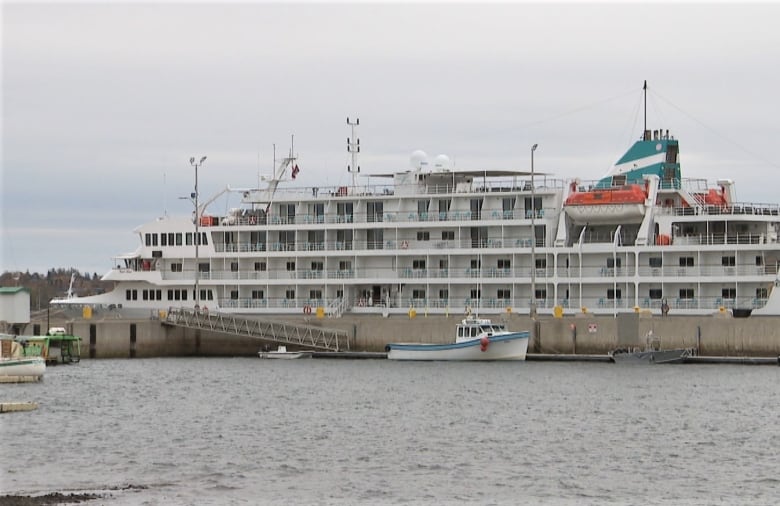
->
347;117;360;191
643;80;648;139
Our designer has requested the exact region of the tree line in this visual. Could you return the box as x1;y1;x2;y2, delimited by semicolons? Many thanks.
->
0;269;112;311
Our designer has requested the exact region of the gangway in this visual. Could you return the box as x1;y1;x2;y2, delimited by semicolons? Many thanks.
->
163;308;350;351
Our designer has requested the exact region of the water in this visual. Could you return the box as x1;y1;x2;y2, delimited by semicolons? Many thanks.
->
2;358;780;505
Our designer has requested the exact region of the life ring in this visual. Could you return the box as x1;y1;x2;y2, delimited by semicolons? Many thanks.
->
358;298;365;307
401;240;409;249
303;305;312;315
249;216;256;225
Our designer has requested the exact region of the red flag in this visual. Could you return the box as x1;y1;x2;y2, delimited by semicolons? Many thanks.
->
292;164;300;179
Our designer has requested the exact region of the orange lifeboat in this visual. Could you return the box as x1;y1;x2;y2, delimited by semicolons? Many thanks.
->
564;184;648;224
565;184;647;206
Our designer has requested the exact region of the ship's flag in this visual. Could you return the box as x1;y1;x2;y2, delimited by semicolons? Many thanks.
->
292;164;300;179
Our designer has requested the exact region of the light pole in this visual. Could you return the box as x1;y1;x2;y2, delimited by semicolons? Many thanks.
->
190;156;206;310
530;144;538;319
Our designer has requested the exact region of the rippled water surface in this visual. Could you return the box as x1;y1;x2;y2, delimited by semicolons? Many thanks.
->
2;358;780;505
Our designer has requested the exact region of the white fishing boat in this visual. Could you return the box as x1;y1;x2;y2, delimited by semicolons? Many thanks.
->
50;83;780;318
385;314;529;361
257;345;312;360
0;336;46;379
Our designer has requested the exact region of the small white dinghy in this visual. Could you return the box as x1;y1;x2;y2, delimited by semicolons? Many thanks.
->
258;345;312;360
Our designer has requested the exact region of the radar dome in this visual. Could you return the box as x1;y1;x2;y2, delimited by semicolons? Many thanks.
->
433;154;451;171
410;150;428;170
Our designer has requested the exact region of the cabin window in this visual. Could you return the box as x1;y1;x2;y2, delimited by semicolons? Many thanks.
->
649;257;662;268
286;261;296;271
679;288;694;299
311;261;324;271
186;233;193;246
534;288;547;300
756;288;768;299
722;288;736;299
198;263;210;273
171;263;182;272
756;256;764;266
497;259;511;269
339;261;352;271
161;234;168;246
152;234;158;246
175;233;182;246
606;258;622;268
142;290;149;301
441;230;455;240
469;199;482;220
412;259;426;270
285;290;295;300
439;289;449;300
679;257;694;267
439;259;448;270
230;290;239;300
251;290;263;299
254;262;266;271
470;259;481;269
367;229;384;250
416;231;430;241
167;290;173;300
470;288;481;299
721;256;736;267
649;289;662;300
412;289;425;300
174;290;181;301
367;201;383;222
309;290;322;300
535;258;547;269
145;233;152;246
231;262;239;272
497;289;511;300
336;202;353;223
607;289;622;300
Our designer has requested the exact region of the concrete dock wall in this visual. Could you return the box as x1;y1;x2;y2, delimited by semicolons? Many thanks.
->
23;312;780;358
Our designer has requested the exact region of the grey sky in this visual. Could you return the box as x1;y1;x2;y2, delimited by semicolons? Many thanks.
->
3;2;780;275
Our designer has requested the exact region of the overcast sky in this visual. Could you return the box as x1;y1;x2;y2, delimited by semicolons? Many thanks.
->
3;2;780;276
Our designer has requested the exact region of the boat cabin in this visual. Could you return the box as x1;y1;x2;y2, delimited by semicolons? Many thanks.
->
15;329;81;365
456;317;507;342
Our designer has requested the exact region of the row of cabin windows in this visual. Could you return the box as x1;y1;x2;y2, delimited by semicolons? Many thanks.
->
145;232;208;247
125;289;213;301
647;256;763;268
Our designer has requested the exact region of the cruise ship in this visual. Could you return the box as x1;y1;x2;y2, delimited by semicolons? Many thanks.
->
53;96;780;318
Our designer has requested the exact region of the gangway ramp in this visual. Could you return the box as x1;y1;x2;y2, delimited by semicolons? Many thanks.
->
163;308;350;351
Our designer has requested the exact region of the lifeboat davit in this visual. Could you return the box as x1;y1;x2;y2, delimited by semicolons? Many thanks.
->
564;183;648;224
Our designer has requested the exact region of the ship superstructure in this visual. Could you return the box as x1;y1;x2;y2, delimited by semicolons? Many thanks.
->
52;97;780;318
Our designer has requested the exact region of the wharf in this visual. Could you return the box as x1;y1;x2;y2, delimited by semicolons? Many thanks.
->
0;376;42;383
0;402;39;413
312;351;387;359
527;353;612;362
306;352;780;365
685;355;780;365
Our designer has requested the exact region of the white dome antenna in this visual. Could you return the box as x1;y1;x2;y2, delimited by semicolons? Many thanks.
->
410;150;428;170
